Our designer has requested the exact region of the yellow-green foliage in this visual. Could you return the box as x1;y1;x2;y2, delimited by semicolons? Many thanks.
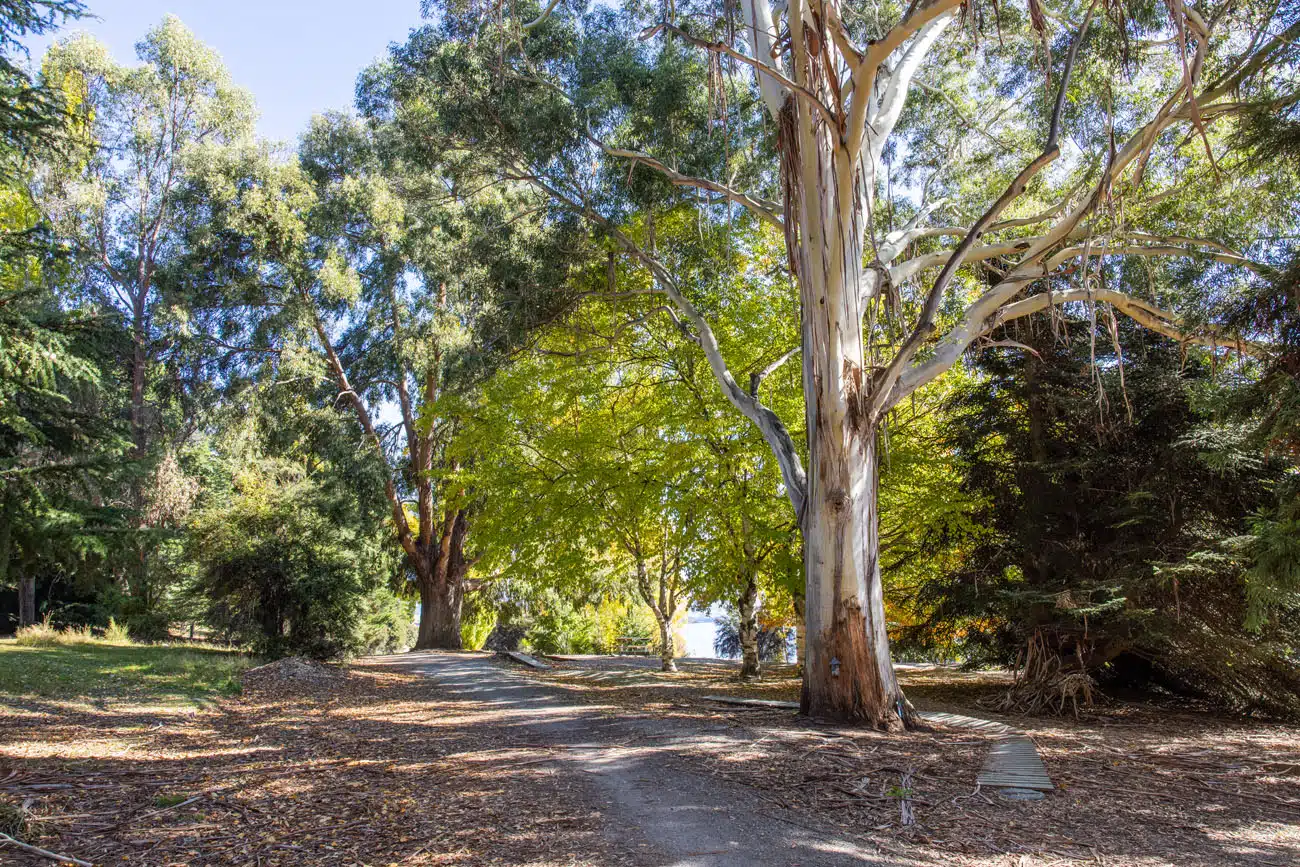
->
592;598;659;654
459;595;497;650
103;618;131;644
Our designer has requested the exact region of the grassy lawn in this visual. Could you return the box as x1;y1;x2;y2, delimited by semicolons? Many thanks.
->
0;638;255;707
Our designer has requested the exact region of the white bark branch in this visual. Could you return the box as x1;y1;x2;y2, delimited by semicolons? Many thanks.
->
740;0;788;122
866;13;957;164
522;0;562;32
990;288;1271;358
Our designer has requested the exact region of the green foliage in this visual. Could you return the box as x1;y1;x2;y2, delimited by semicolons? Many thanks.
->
459;593;497;651
0;1;84;165
713;614;791;663
188;460;388;660
355;586;416;655
910;315;1300;715
524;589;601;655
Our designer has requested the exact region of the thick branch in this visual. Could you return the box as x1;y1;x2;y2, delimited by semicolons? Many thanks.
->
991;288;1271;359
871;4;1095;418
305;297;416;560
521;0;562;32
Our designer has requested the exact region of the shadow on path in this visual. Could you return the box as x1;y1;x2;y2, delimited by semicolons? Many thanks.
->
364;652;917;867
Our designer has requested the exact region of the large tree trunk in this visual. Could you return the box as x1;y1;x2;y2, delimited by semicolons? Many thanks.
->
416;574;464;650
800;426;905;729
782;3;908;722
17;575;36;628
737;572;761;680
414;509;469;650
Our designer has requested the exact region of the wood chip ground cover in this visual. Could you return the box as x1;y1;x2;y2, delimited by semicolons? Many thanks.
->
1;666;639;866
3;652;1297;866
520;657;1300;866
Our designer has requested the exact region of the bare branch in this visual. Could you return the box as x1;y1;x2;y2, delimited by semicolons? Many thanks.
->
1043;243;1270;275
740;0;789;121
749;346;800;396
866;13;958;161
990;288;1271;358
594;138;783;227
521;0;562;32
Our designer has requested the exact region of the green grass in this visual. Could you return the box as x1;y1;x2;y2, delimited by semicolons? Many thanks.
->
0;638;256;707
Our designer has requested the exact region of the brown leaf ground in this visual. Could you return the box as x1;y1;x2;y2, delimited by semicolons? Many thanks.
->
1;664;640;866
3;650;1297;867
521;656;1300;866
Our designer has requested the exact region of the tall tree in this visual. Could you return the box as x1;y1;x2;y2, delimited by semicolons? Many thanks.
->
36;16;256;457
376;0;1296;725
0;0;127;630
185;113;577;648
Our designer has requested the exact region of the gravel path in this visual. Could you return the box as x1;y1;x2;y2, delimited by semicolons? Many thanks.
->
373;651;902;867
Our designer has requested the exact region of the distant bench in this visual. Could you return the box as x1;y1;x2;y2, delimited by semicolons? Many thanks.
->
615;636;654;655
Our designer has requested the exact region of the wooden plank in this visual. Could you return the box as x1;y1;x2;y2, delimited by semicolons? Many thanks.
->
976;735;1054;791
498;650;551;670
703;695;800;710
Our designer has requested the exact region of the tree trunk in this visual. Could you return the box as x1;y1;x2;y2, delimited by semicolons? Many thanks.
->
17;575;36;628
129;292;149;457
414;509;469;650
737;572;761;679
416;574;464;650
800;431;906;729
656;614;677;673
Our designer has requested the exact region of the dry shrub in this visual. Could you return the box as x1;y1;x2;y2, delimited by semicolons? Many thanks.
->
983;630;1097;717
15;616;112;647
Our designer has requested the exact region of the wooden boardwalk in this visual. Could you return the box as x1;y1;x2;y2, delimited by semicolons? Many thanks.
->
701;699;1054;794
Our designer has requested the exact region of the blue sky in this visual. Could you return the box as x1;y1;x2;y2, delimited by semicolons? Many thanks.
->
23;0;429;144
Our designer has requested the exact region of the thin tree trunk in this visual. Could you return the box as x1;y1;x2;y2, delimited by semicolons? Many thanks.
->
657;613;676;672
792;594;806;671
737;572;761;679
17;575;36;628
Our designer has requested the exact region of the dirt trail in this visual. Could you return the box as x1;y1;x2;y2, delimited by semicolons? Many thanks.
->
367;651;905;867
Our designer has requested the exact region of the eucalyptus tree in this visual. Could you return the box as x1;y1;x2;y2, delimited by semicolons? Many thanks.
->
185;111;576;648
377;0;1297;725
35;16;257;456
